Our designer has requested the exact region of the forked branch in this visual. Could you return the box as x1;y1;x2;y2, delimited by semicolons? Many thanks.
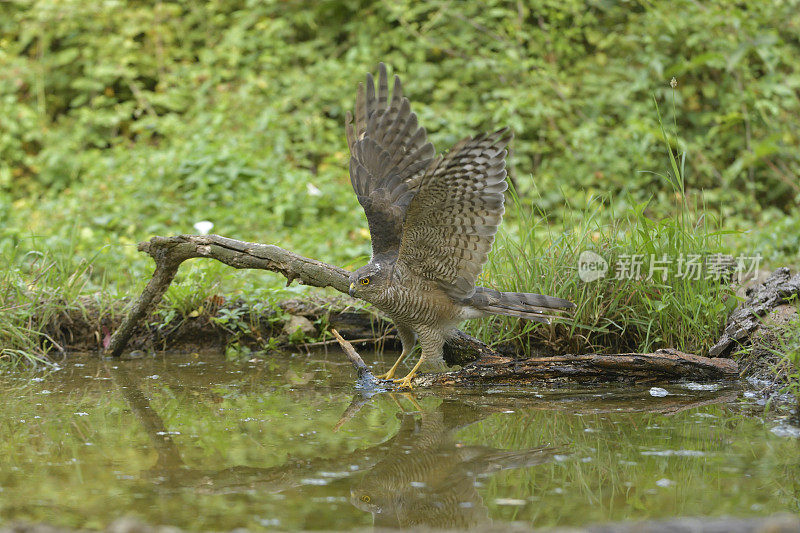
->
106;234;493;362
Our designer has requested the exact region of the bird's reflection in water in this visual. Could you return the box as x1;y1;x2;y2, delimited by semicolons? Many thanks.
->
349;395;559;529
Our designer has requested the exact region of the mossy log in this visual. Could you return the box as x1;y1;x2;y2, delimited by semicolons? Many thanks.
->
413;348;739;387
710;267;800;357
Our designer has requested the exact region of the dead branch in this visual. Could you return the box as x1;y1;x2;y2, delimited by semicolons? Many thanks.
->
330;328;377;383
105;234;352;357
106;234;497;363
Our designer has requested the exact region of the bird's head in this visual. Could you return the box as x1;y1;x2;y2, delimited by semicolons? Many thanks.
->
350;488;384;514
349;262;388;298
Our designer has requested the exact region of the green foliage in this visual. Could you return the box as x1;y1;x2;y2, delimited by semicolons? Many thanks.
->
162;264;225;319
0;242;102;366
780;321;800;399
470;94;737;355
2;0;799;209
758;300;800;401
477;193;736;355
1;0;799;365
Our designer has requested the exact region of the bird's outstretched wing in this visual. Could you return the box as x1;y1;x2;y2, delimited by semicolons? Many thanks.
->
396;128;512;300
346;63;435;258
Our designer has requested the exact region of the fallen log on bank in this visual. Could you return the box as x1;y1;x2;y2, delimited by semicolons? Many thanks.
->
709;267;800;357
331;332;738;387
413;348;739;386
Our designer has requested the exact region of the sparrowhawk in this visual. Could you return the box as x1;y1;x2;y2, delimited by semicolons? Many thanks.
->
346;63;575;388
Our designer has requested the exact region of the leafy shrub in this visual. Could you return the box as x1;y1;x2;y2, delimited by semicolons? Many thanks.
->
0;1;797;361
1;0;798;211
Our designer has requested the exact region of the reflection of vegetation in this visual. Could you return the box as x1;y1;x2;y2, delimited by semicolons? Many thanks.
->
119;370;559;530
0;354;395;530
460;401;800;526
2;354;800;530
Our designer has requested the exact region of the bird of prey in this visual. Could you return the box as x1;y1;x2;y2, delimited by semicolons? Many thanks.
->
346;63;575;388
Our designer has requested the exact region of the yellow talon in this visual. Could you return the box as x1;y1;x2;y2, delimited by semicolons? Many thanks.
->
375;370;396;380
391;372;417;389
393;378;414;389
376;349;412;381
390;355;424;389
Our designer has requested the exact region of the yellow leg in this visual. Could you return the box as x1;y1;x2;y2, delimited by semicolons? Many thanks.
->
387;392;406;410
376;325;416;381
401;392;423;412
391;326;445;389
387;392;422;413
375;352;407;380
392;356;425;389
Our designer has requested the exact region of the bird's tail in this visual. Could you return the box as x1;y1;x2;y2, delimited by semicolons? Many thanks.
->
466;286;575;324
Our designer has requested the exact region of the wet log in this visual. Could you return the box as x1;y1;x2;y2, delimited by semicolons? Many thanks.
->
333;330;738;387
106;234;498;364
709;267;800;357
415;348;739;386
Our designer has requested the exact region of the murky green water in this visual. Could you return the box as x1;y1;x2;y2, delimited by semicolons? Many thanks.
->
1;350;799;530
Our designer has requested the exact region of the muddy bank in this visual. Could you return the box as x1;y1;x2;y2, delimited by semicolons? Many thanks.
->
42;295;492;366
41;294;396;355
42;294;739;383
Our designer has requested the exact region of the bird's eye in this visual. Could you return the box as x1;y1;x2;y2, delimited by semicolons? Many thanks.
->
360;495;371;503
360;277;370;286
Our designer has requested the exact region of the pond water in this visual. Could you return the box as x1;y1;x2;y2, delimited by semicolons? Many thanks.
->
1;350;798;531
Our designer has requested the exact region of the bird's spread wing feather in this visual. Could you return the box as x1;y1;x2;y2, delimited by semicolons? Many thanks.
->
396;128;513;300
346;63;435;258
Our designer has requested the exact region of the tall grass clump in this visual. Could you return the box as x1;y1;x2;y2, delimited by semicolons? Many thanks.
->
0;241;102;368
477;91;737;356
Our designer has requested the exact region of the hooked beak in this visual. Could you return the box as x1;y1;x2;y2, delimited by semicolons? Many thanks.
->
349;283;356;297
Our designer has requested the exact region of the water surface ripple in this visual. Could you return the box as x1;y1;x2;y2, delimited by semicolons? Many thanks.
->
1;351;797;530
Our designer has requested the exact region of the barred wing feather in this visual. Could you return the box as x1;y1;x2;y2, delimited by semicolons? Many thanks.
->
345;63;435;258
396;128;513;299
